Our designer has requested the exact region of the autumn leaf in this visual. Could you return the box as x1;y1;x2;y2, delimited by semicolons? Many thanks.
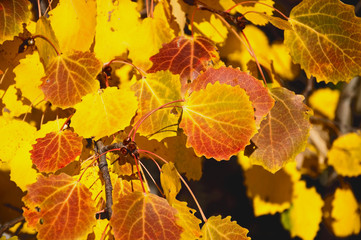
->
0;0;32;44
200;215;250;240
194;14;228;45
331;188;360;237
110;192;183;240
281;180;323;240
285;0;361;83
2;85;29;117
249;87;312;173
30;130;83;173
309;88;340;120
180;82;257;160
328;132;361;177
160;162;181;204
72;87;138;140
148;36;218;89
23;173;97;240
190;66;274;125
48;0;96;53
40;51;102;108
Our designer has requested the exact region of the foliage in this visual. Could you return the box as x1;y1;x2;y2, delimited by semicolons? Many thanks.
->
0;0;361;239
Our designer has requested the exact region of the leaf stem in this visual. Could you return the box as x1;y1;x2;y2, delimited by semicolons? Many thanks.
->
59;114;74;131
0;215;25;235
138;149;208;223
32;35;61;56
100;223;110;240
133;154;146;193
139;160;165;196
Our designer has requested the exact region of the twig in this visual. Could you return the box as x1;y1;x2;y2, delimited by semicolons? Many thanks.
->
0;215;25;235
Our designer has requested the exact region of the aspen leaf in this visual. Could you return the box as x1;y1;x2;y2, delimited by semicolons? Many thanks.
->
160;162;181;203
191;66;274;125
23;173;97;240
309;88;340;120
148;36;218;88
331;188;360;237
13;51;45;104
40;51;102;108
172;199;202;240
328;132;361;177
281;181;323;240
249;12;292;30
0;0;32;44
72;87;138;140
48;0;96;53
30;130;83;173
94;0;140;63
2;85;29;117
181;82;257;160
131;71;182;141
35;17;61;67
285;0;361;83
128;4;175;70
110;192;183;240
200;215;250;240
194;14;228;45
249;87;312;173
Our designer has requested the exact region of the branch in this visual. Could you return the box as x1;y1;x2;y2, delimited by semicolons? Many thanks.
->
0;215;25;235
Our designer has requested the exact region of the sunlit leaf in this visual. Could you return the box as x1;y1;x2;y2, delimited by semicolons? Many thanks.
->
131;71;182;141
2;85;28;117
110;192;183;240
30;130;83;173
309;88;340;120
148;36;218;89
160;162;181;204
249;12;292;30
328;132;361;177
13;51;45;104
249;87;312;173
23;173;97;240
331;188;360;237
194;14;228;45
72;87;138;140
35;17;61;67
181;82;257;160
0;0;32;44
200;215;250;240
48;0;96;53
172;199;202;240
285;0;361;83
281;180;323;240
40;51;102;108
94;0;140;63
191;66;274;125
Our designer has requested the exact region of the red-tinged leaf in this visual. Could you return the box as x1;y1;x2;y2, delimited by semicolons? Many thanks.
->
180;82;257;160
40;51;102;108
30;130;83;173
148;36;218;88
285;0;361;83
22;173;96;240
200;216;250;240
249;87;312;173
0;0;32;44
110;192;183;240
191;66;274;125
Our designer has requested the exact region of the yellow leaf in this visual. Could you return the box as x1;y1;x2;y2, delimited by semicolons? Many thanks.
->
92;219;111;240
36;118;67;139
72;87;138;140
13;51;45;105
328;132;361;177
331;188;360;237
48;0;96;52
270;42;297;80
94;0;140;63
283;181;323;240
253;195;290;216
115;65;137;90
2;85;29;117
309;88;340;120
194;14;228;45
160;162;181;204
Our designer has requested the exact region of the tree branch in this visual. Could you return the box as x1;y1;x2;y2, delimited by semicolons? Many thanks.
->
0;215;25;235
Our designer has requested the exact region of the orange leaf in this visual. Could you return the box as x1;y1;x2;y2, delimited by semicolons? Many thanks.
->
180;82;257;160
285;0;361;83
0;0;32;44
148;36;218;88
40;51;101;108
191;66;274;125
249;87;312;173
30;130;83;173
201;215;250;240
23;173;96;240
110;192;183;240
